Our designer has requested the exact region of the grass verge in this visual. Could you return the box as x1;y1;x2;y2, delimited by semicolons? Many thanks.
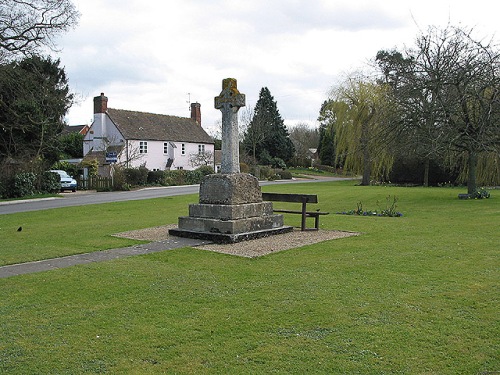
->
0;180;498;373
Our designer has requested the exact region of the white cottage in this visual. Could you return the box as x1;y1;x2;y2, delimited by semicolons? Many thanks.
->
83;93;214;175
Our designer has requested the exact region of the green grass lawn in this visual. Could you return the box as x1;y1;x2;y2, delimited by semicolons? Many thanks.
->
0;181;498;373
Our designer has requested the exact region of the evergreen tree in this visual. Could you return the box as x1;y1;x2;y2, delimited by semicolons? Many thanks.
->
0;55;73;167
243;87;294;164
317;100;336;166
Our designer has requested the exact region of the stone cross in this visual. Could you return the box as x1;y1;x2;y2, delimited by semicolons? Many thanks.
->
214;78;246;174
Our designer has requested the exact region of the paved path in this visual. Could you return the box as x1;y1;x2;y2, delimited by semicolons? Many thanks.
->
0;237;211;279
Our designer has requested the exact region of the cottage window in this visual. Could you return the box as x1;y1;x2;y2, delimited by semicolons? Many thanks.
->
139;141;148;154
198;144;205;154
163;142;168;154
181;143;185;155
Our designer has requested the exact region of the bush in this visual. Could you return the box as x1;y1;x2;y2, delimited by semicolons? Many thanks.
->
272;157;286;169
240;162;250;173
259;166;273;179
40;171;61;193
80;158;99;177
164;170;186;186
12;172;36;198
111;166;128;191
196;165;215;176
0;176;12;199
473;188;491;199
185;169;203;185
277;170;293;179
147;170;165;185
124;166;148;186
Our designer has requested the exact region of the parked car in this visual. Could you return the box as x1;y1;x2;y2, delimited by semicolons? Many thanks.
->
50;170;77;192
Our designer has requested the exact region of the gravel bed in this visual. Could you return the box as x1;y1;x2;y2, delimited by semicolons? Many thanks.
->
113;224;359;258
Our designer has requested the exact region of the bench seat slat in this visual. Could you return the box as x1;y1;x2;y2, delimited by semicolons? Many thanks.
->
262;192;318;204
273;209;329;216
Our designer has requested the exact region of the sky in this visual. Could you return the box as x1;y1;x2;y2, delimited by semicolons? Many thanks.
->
55;0;498;135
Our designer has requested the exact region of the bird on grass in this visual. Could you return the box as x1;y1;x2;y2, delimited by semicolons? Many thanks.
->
17;226;22;232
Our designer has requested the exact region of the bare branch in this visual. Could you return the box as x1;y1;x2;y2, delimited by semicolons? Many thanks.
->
0;0;80;61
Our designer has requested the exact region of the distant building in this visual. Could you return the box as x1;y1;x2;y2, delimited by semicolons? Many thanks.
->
307;148;319;167
82;93;214;175
62;124;90;136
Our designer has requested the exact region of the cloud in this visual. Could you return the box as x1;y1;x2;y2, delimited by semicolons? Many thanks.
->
58;0;499;131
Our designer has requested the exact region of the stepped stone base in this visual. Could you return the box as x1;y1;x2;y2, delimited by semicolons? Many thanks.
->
169;173;292;244
178;212;285;234
168;226;294;244
189;202;273;220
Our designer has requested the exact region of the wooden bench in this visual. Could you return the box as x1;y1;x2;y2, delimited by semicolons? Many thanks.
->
262;192;329;231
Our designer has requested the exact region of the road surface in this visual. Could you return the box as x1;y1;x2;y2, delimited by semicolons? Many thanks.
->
0;176;353;215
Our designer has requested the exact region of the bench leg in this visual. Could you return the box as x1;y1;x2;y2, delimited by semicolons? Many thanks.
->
301;199;307;231
315;215;319;230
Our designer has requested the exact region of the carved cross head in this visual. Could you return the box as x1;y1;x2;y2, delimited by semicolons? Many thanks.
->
214;78;246;109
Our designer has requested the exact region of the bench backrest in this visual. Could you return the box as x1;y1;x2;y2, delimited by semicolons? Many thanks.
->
262;192;318;204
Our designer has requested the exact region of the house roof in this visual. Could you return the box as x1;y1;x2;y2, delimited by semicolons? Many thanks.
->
106;108;213;144
62;124;89;135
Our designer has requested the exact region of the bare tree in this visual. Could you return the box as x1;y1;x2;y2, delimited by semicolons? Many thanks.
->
189;150;214;168
289;123;320;166
0;0;80;61
378;25;500;193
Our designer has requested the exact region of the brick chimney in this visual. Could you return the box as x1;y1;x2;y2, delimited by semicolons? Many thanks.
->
93;93;108;114
190;102;201;126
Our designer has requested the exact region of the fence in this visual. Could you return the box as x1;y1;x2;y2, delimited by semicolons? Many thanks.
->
77;176;112;190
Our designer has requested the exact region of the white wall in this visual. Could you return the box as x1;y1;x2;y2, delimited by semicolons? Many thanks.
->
124;140;214;171
83;114;124;155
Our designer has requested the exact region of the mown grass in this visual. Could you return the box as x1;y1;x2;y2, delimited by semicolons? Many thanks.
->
0;180;498;373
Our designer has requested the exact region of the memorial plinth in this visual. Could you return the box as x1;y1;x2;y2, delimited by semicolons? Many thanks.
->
169;79;293;243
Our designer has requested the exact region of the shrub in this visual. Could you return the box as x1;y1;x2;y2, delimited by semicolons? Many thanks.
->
337;195;403;217
196;165;215;176
12;172;37;198
272;157;286;169
277;170;293;179
111;166;128;191
124;166;148;186
473;188;491;199
164;170;186;186
147;170;165;185
80;159;99;177
185;169;203;185
0;176;13;199
40;171;61;193
259;166;273;179
240;162;250;173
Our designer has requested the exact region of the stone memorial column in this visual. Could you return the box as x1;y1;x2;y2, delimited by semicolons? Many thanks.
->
169;78;292;243
215;78;245;174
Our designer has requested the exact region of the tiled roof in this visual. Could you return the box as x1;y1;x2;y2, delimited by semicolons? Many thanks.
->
107;108;213;144
62;125;89;135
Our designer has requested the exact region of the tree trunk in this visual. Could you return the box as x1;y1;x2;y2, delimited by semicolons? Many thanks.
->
423;158;430;187
361;143;371;186
360;120;371;186
467;151;478;195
